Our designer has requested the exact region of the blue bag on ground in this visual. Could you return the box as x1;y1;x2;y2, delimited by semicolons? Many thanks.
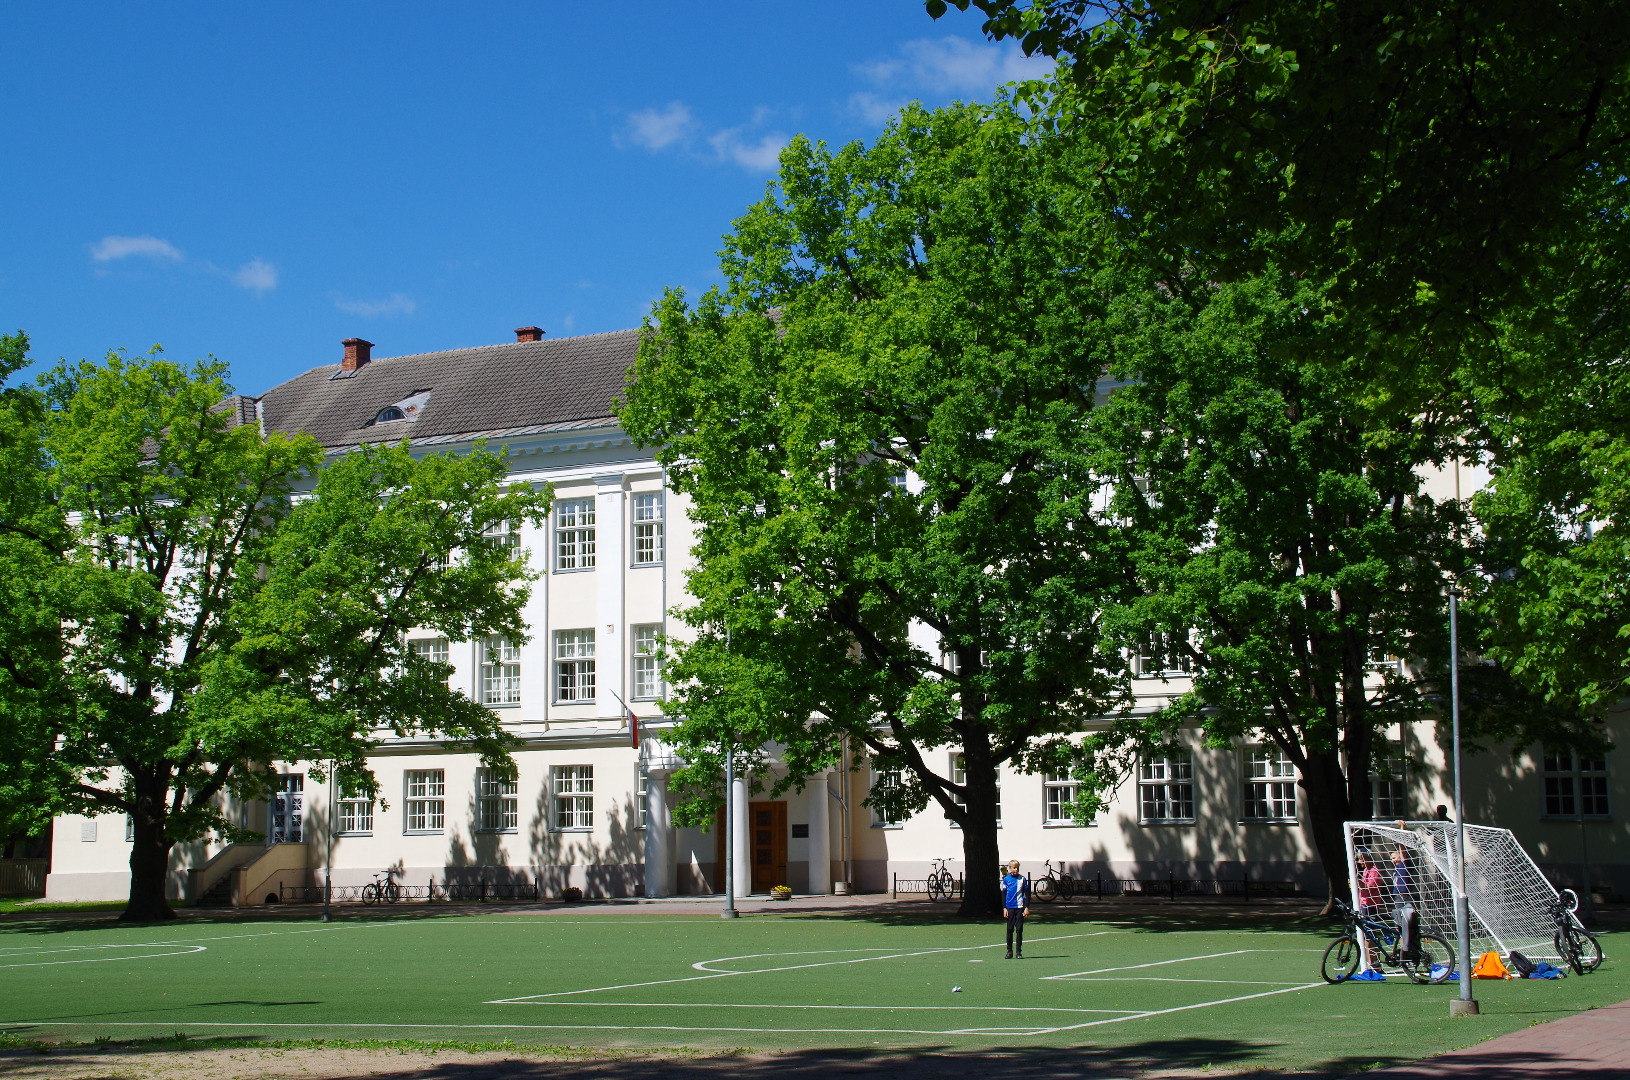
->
1351;969;1386;981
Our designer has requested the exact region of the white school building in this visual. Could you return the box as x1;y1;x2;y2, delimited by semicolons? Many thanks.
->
44;328;1630;907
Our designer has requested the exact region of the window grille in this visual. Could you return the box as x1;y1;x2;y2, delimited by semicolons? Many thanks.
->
1140;749;1195;822
1369;756;1407;819
337;798;374;835
477;766;519;832
632;493;664;564
483;518;521;553
951;753;999;822
404;769;445;832
554;629;597;702
1044;769;1081;823
554;765;594;830
555;498;597;570
1133;631;1193;676
410;636;449;667
632;624;661;699
482;636;521;705
872;769;904;826
637;768;649;829
1543;747;1611;818
1243;747;1297;820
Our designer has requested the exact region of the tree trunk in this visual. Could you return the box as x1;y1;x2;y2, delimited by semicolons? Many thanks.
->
1298;746;1353;915
955;743;1004;918
121;778;176;922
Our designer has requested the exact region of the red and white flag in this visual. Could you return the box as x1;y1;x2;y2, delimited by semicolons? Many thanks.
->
612;691;639;749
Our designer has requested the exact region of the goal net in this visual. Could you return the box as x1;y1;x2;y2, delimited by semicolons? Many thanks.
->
1344;821;1563;961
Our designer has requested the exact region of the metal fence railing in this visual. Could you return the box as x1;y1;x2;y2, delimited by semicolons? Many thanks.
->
889;870;1301;903
890;874;965;900
0;859;47;898
280;878;543;904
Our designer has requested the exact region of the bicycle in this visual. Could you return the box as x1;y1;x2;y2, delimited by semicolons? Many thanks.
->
1321;897;1454;984
1031;859;1074;903
1550;888;1604;975
926;857;956;902
360;870;401;905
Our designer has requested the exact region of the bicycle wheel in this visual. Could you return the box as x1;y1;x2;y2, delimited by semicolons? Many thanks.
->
1575;929;1604;973
927;874;947;902
1058;875;1074;900
361;883;379;905
1556;929;1585;974
1321;936;1362;983
1033;876;1057;903
384;881;401;904
1402;934;1455;985
1559;926;1602;974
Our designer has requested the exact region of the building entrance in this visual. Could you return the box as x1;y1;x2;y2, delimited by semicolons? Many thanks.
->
270;774;303;843
749;801;787;892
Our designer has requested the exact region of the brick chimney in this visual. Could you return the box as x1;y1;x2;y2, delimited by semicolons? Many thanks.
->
341;338;374;371
515;326;545;342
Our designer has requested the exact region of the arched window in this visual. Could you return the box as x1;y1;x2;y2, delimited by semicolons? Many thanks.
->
374;405;406;424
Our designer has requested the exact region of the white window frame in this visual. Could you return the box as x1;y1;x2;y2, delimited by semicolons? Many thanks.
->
476;766;519;832
410;635;450;670
632;624;661;700
337;796;374;836
631;492;664;565
1133;630;1193;677
553;765;594;831
1044;769;1084;825
636;767;648;830
1139;748;1196;824
871;768;904;827
1543;747;1611;820
481;635;521;706
555;497;597;571
949;753;999;826
1369;755;1407;820
1242;747;1297;822
554;629;597;703
483;518;521;554
404;769;445;833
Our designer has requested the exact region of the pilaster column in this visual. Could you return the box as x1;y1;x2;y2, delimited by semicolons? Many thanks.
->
806;771;832;895
643;768;672;898
731;772;751;897
594;473;625;718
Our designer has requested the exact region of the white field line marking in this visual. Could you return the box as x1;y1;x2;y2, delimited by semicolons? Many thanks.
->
1054;977;1309;986
488;932;1112;1004
2;922;400;952
1033;981;1327;1034
1043;947;1322;980
494;1001;1139;1014
0;946;205;969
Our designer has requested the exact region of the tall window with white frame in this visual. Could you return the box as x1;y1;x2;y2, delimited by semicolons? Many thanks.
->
554;630;596;702
871;768;904;826
1369;756;1407;819
950;753;1000;823
476;766;518;832
483;518;521;554
1044;769;1082;823
554;765;594;830
637;768;649;829
555;498;596;570
481;636;520;705
632;624;661;700
1243;747;1297;821
1543;747;1611;818
632;492;664;565
1139;748;1196;823
410;636;450;675
404;769;445;833
337;792;374;835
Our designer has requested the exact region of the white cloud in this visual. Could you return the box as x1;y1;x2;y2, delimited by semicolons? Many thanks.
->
708;128;790;172
90;235;183;263
848;91;910;126
858;37;1053;96
333;293;416;318
621;101;696;151
232;258;277;296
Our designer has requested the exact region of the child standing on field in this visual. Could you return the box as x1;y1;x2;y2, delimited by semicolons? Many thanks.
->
1002;860;1030;959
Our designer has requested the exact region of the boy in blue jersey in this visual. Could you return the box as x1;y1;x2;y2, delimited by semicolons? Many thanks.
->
1002;860;1029;958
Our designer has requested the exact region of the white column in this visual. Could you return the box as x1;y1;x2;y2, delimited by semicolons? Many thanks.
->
643;769;671;898
731;772;751;897
595;474;625;718
806;771;832;895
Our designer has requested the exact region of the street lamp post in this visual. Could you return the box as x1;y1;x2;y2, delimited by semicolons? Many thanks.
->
1448;581;1478;1017
322;761;334;923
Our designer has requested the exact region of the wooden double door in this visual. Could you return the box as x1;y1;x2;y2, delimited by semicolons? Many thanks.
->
715;800;787;893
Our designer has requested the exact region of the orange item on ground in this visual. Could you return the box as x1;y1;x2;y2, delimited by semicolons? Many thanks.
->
1472;951;1512;979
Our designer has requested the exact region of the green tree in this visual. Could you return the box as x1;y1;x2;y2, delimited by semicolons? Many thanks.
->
5;347;550;920
619;102;1133;916
1081;266;1470;899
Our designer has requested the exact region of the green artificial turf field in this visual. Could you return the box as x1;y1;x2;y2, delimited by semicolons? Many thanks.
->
0;908;1620;1073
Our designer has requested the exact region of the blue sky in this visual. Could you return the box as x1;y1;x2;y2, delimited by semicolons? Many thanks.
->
0;3;1049;396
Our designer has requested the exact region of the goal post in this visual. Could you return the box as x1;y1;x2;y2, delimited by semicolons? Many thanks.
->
1344;820;1564;961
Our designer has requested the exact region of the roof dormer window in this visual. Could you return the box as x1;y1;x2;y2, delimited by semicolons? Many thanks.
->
375;405;407;424
366;389;432;427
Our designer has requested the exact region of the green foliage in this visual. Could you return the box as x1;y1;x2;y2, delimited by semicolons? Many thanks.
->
619;101;1135;910
0;344;550;918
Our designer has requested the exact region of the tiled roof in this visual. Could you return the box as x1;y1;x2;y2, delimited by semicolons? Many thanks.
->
255;329;641;449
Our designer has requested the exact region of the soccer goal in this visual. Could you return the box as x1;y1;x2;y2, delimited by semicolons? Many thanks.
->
1344;820;1564;961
